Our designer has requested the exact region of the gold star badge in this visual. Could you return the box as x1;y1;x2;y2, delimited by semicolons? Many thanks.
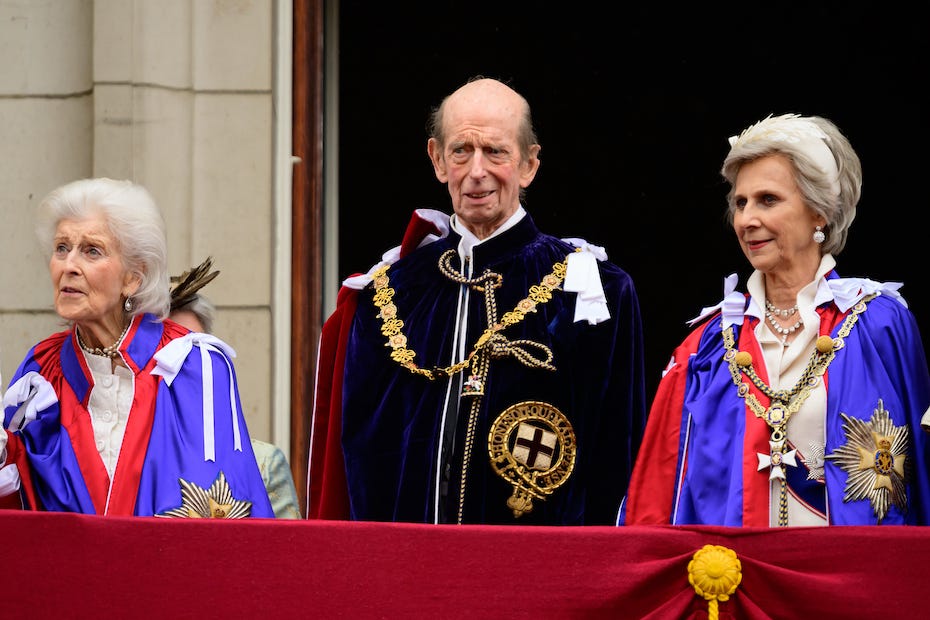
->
155;471;253;519
824;399;909;523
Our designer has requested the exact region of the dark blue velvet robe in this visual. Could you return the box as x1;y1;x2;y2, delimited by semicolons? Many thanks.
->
339;213;646;525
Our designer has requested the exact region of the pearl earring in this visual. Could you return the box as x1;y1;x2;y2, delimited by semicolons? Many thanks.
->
813;225;825;244
124;296;133;312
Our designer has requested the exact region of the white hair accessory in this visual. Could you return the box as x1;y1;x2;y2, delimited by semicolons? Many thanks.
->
728;113;840;198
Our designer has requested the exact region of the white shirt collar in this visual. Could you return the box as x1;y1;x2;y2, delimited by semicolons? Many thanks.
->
688;253;909;328
450;205;526;261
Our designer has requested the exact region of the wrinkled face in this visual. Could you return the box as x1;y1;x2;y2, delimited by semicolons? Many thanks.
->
731;154;825;277
428;80;540;239
50;212;139;327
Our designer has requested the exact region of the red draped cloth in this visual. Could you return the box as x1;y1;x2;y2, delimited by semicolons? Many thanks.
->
4;510;927;619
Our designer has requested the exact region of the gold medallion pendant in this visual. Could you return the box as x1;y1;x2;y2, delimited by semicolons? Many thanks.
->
488;401;576;518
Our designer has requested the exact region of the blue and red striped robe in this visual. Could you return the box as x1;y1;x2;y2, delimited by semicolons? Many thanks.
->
621;274;930;526
2;313;273;517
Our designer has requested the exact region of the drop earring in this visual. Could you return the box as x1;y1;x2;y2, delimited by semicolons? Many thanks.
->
813;225;825;244
124;296;133;312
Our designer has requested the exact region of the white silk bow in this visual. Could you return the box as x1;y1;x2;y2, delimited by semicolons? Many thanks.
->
824;277;906;312
687;273;748;327
0;371;58;499
151;333;242;462
562;239;610;325
2;371;59;432
687;273;908;330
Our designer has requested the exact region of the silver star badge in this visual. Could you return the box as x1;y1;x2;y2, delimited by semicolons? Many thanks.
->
805;441;825;481
824;399;909;523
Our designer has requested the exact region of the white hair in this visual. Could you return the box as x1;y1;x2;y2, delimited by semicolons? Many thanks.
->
36;177;171;319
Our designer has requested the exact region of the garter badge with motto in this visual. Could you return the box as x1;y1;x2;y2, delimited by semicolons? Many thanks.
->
488;401;576;518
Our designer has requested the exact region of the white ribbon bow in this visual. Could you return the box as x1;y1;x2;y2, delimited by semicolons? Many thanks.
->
0;371;57;498
687;273;748;327
562;239;610;325
824;277;906;312
151;333;242;462
2;371;59;432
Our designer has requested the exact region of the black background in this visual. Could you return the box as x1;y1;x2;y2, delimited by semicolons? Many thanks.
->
337;2;929;401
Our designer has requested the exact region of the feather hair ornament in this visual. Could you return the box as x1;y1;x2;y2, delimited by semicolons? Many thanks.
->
727;113;840;196
170;256;220;311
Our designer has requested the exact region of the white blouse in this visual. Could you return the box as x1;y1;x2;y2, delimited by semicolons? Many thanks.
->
746;255;836;527
83;352;135;480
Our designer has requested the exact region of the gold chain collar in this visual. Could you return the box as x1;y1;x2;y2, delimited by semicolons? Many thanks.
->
371;249;570;380
724;295;873;426
722;294;874;526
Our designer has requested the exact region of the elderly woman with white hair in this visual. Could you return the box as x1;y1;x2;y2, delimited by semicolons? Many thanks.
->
621;114;930;526
0;178;274;517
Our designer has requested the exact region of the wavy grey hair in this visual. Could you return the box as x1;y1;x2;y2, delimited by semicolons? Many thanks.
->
36;177;171;319
721;114;863;256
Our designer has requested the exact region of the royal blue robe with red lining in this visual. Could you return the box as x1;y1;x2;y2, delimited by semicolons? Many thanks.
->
620;274;930;526
2;314;274;517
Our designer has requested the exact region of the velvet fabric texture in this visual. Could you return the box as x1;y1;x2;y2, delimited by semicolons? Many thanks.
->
315;211;646;525
2;313;274;517
5;512;930;619
621;271;930;526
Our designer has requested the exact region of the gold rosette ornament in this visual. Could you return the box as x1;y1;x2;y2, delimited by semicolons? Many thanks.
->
688;545;742;620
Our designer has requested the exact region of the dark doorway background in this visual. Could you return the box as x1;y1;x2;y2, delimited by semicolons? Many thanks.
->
337;2;929;403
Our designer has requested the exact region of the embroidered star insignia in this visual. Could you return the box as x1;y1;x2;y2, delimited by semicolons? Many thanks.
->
824;399;909;523
757;439;798;480
155;471;253;519
805;441;825;481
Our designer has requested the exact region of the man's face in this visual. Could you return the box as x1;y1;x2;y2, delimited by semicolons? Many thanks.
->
427;79;539;239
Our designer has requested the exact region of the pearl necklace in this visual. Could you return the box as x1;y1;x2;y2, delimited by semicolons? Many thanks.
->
764;299;802;345
76;321;131;358
723;294;874;525
764;299;798;318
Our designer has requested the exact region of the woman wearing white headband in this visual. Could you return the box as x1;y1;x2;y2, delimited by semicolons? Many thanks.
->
620;114;930;527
